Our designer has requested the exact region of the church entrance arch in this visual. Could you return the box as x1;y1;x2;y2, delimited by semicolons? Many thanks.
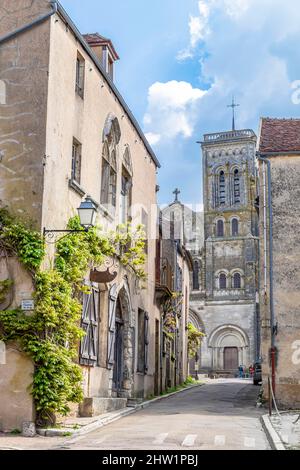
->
208;325;249;371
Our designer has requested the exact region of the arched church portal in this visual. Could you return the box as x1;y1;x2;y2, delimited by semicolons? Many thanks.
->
208;325;249;371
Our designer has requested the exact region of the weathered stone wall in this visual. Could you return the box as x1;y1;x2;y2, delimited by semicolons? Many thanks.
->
0;0;52;226
259;155;300;408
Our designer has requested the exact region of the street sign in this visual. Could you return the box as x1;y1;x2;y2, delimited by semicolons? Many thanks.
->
21;299;35;311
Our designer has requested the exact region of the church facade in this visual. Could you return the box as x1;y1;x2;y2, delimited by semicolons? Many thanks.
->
190;128;260;375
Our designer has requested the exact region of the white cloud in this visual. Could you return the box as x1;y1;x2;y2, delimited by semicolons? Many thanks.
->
177;1;211;61
143;81;207;142
145;132;161;146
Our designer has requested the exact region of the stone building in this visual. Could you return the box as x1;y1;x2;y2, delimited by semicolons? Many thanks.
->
190;129;260;375
154;201;193;392
257;118;300;409
0;0;161;431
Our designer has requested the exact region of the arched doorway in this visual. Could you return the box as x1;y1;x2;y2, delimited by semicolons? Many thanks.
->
188;310;205;377
208;325;249;372
108;283;134;398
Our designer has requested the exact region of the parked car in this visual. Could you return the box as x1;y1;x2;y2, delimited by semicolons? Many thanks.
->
253;362;262;386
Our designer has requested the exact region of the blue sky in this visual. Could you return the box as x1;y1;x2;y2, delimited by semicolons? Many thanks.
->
60;0;300;207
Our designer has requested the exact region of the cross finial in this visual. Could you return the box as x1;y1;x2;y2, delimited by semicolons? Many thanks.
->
173;188;181;202
227;95;240;131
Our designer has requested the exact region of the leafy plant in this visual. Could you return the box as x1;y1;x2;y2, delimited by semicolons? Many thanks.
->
0;211;147;426
187;322;205;359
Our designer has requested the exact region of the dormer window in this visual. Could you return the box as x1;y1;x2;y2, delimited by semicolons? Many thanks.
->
83;33;120;82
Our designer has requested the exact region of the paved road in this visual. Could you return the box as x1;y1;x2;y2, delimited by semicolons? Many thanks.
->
56;379;270;450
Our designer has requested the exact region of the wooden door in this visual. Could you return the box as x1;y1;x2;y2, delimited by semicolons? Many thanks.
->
224;347;238;370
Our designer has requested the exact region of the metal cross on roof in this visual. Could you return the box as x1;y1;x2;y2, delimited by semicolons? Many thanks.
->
173;188;181;202
227;96;240;131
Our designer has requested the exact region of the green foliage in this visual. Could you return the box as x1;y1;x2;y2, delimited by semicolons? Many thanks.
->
0;279;13;304
187;322;205;359
0;209;45;273
0;213;147;425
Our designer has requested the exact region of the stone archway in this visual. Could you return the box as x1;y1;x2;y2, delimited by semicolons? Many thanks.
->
112;283;134;398
188;309;205;376
208;325;249;371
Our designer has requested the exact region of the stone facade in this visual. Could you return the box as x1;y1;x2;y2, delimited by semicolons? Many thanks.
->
258;118;300;409
0;0;161;430
190;129;259;374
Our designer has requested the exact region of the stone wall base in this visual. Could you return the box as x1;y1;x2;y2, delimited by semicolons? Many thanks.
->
79;397;128;417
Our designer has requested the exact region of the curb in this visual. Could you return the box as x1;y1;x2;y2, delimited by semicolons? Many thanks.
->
38;383;204;439
261;414;286;451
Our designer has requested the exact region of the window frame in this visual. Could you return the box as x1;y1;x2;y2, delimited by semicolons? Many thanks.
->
75;52;85;99
71;138;82;185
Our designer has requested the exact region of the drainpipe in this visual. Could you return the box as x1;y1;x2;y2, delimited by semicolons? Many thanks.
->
257;154;276;395
0;1;58;46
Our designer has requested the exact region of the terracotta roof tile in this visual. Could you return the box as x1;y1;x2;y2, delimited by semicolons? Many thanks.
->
259;118;300;153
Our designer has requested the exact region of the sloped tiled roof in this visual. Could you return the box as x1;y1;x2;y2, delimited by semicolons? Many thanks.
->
259;118;300;154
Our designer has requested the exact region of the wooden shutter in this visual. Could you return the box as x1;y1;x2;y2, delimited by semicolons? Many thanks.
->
144;313;149;373
80;288;99;366
107;284;118;369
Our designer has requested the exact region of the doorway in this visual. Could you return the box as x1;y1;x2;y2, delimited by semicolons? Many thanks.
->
113;298;124;394
224;347;238;370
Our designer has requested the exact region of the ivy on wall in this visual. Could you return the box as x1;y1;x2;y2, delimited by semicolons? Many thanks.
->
0;209;146;426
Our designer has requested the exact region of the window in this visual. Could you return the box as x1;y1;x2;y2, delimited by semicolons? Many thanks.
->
193;260;200;291
216;219;224;237
219;273;227;290
120;148;132;224
71;138;82;184
219;171;226;205
137;310;149;374
142;209;148;254
232;218;239;236
101;142;117;209
234;169;240;204
75;53;85;98
233;273;242;289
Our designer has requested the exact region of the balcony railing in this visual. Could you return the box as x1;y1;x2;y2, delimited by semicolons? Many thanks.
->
203;129;255;143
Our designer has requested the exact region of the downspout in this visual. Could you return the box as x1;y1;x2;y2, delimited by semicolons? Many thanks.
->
257;154;276;395
0;1;58;46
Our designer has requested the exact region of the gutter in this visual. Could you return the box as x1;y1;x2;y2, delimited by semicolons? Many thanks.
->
257;152;276;395
0;1;58;45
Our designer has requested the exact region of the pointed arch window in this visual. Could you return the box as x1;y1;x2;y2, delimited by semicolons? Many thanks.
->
234;169;240;204
219;273;227;290
219;170;226;206
216;219;224;237
232;218;239;237
233;272;242;289
101;141;117;208
193;260;200;291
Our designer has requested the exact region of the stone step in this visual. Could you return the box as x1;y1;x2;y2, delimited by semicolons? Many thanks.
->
79;397;128;417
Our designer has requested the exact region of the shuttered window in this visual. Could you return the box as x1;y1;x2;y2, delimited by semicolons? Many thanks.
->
79;287;99;366
137;310;149;374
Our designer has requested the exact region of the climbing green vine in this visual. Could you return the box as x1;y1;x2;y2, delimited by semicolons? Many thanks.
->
0;209;146;426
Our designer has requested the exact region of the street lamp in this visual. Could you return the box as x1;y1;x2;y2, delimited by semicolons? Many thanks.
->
43;196;98;242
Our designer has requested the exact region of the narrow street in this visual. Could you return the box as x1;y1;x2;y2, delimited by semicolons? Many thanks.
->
53;379;270;451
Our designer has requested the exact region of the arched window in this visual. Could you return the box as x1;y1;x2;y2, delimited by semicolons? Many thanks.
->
101;141;117;209
232;218;239;236
234;169;240;204
193;261;200;291
219;171;226;205
216;219;224;237
120;146;133;224
0;80;6;105
219;273;227;290
233;273;242;289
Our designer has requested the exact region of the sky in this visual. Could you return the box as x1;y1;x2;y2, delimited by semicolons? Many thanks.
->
60;0;300;207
